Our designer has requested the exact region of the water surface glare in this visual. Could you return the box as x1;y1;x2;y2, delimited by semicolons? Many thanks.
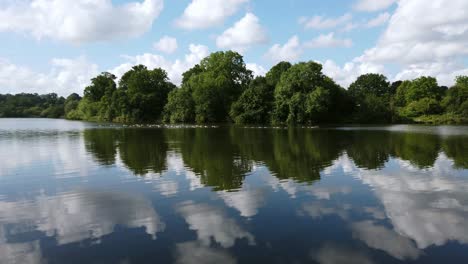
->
1;118;468;264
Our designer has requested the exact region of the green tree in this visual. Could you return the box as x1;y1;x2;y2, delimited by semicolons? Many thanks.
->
442;76;468;115
164;87;195;123
265;61;292;87
405;76;443;102
230;76;274;124
348;73;392;123
183;51;252;123
272;61;342;125
118;65;175;122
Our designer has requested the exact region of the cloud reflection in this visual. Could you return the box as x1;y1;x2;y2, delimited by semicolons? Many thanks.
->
0;190;165;245
176;201;255;248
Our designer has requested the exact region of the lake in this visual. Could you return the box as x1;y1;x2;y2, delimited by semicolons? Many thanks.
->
0;118;467;264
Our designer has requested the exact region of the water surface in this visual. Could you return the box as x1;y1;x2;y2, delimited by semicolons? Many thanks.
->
1;118;468;263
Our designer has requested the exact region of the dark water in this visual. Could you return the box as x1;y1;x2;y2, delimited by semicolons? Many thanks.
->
1;118;468;264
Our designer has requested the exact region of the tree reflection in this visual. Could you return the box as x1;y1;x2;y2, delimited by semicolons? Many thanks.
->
167;128;251;190
118;129;168;175
84;129;118;166
83;126;468;190
443;136;468;169
391;132;441;168
84;129;168;175
345;131;392;170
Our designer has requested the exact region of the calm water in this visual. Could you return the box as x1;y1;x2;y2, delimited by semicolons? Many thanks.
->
1;118;468;264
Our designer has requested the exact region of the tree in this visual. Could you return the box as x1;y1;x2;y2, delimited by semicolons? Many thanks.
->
183;51;253;123
64;93;81;118
118;65;175;122
401;98;443;118
442;76;468;114
349;73;391;98
405;76;443;102
84;72;116;102
348;73;392;123
265;61;292;87
230;76;275;124
394;80;411;107
164;87;195;123
272;61;342;125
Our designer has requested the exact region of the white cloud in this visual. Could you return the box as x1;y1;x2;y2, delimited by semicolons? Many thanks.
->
311;244;374;264
354;0;397;12
0;190;165;245
304;33;353;48
218;187;266;218
0;241;43;264
110;44;209;85
0;0;164;43
265;35;302;63
216;13;268;53
176;201;255;248
352;221;421;260
321;59;385;88
355;0;468;85
246;63;267;77
346;153;468;249
365;12;390;28
0;56;98;96
153;36;178;54
175;242;236;264
300;13;352;30
176;0;248;29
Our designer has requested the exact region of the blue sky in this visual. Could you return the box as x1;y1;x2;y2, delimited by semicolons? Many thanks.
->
0;0;467;95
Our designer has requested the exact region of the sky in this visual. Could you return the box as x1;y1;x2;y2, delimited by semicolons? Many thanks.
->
0;0;467;96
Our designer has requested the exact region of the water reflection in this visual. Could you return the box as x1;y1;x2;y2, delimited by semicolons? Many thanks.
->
0;190;164;245
1;119;468;263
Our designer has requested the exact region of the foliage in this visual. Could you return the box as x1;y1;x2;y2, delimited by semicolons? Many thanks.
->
230;77;274;124
2;50;467;125
116;65;175;122
182;51;253;123
272;61;343;125
0;93;66;118
348;73;392;123
163;87;195;123
265;61;292;87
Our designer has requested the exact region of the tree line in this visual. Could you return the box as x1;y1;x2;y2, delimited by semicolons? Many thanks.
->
1;51;467;124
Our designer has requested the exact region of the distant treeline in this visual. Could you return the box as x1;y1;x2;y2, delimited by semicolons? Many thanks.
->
1;51;467;124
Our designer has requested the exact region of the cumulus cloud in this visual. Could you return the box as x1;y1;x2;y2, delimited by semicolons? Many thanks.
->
357;0;468;85
264;35;302;63
304;33;353;48
110;44;209;85
299;13;352;30
0;0;164;43
0;56;98;96
246;63;267;77
216;13;268;53
175;0;248;29
153;36;178;54
353;0;397;12
365;12;391;28
321;59;385;88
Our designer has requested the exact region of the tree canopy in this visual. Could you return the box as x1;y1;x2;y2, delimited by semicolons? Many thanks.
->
1;50;467;125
